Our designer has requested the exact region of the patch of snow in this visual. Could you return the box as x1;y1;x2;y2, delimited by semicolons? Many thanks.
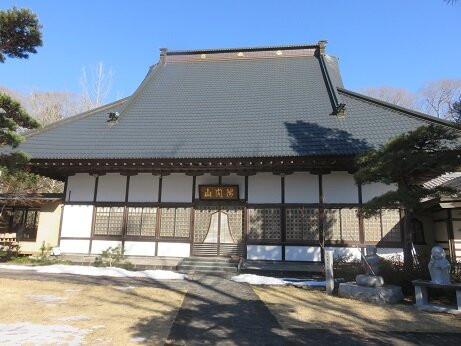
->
231;274;286;285
231;274;326;287
0;264;36;271
0;322;90;345
51;315;90;322
0;264;187;280
26;294;67;303
114;285;137;291
289;280;326;287
65;288;82;292
131;336;147;343
91;324;105;330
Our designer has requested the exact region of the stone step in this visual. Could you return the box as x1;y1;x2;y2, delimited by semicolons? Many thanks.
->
181;257;239;264
177;265;238;273
179;261;238;268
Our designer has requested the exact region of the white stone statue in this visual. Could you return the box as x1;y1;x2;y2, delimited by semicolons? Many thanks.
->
428;246;451;285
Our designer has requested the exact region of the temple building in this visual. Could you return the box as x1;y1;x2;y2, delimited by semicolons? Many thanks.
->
6;41;458;261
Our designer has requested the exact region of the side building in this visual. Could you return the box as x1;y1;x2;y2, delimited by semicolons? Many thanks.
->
6;41;458;262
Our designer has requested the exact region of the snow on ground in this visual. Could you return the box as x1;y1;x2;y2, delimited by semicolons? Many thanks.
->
0;264;187;280
0;323;91;346
114;285;137;290
231;274;326;287
25;294;67;304
50;315;90;322
231;274;286;285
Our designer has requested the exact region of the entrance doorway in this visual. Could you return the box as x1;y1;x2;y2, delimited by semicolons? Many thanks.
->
192;207;244;257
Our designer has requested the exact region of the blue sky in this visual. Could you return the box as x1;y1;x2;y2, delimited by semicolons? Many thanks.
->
0;0;460;103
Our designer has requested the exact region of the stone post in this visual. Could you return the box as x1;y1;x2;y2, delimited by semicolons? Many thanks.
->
325;249;334;295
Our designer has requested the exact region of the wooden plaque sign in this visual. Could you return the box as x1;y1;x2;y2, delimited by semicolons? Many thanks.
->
199;185;239;200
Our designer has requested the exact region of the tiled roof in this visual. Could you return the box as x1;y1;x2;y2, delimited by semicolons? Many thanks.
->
7;42;458;160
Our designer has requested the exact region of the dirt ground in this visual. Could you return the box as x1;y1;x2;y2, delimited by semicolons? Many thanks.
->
254;286;461;333
0;278;185;345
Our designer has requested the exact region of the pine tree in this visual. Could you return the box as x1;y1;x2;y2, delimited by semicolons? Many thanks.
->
354;124;461;266
0;7;42;63
0;7;42;187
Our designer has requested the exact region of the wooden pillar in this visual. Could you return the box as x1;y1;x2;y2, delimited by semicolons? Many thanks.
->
447;209;456;262
57;176;69;246
318;174;325;261
358;183;365;245
121;175;131;254
88;175;99;255
190;176;196;256
281;174;286;261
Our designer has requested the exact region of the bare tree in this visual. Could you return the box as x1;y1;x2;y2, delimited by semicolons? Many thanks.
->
80;61;113;110
0;86;85;126
418;79;461;119
360;86;417;110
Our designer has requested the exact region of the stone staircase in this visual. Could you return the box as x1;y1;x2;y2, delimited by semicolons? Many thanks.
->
177;257;240;274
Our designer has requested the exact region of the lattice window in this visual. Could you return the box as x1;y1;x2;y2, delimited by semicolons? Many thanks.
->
126;207;157;237
341;208;360;242
324;209;341;241
94;207;124;236
160;207;191;238
226;207;243;243
381;209;402;242
194;208;217;243
285;208;319;241
248;208;281;241
175;208;191;238
363;214;381;242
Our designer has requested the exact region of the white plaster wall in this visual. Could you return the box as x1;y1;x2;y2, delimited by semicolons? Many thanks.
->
60;205;94;238
322;172;358;204
59;239;90;254
285;172;318;203
96;173;127;202
248;173;281;203
325;246;362;261
161;174;193;202
247;245;282;260
221;174;245;199
195;174;219;199
66;173;95;202
124;241;156;256
91;240;123;255
377;248;403;260
157;242;190;257
361;182;398;203
128;174;159;202
285;246;322;262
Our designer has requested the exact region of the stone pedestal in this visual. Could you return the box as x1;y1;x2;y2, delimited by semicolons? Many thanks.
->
338;282;403;305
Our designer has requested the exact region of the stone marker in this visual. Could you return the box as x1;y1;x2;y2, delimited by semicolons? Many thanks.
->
325;249;334;295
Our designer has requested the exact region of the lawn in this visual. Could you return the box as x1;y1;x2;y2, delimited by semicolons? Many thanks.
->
0;278;185;345
254;286;461;333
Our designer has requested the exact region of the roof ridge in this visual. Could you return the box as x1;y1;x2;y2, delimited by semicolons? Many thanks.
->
24;97;129;139
165;42;322;55
337;88;460;129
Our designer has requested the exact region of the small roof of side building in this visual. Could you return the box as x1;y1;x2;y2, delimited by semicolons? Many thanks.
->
5;41;458;163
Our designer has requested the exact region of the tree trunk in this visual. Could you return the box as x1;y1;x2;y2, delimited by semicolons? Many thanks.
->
403;209;414;269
